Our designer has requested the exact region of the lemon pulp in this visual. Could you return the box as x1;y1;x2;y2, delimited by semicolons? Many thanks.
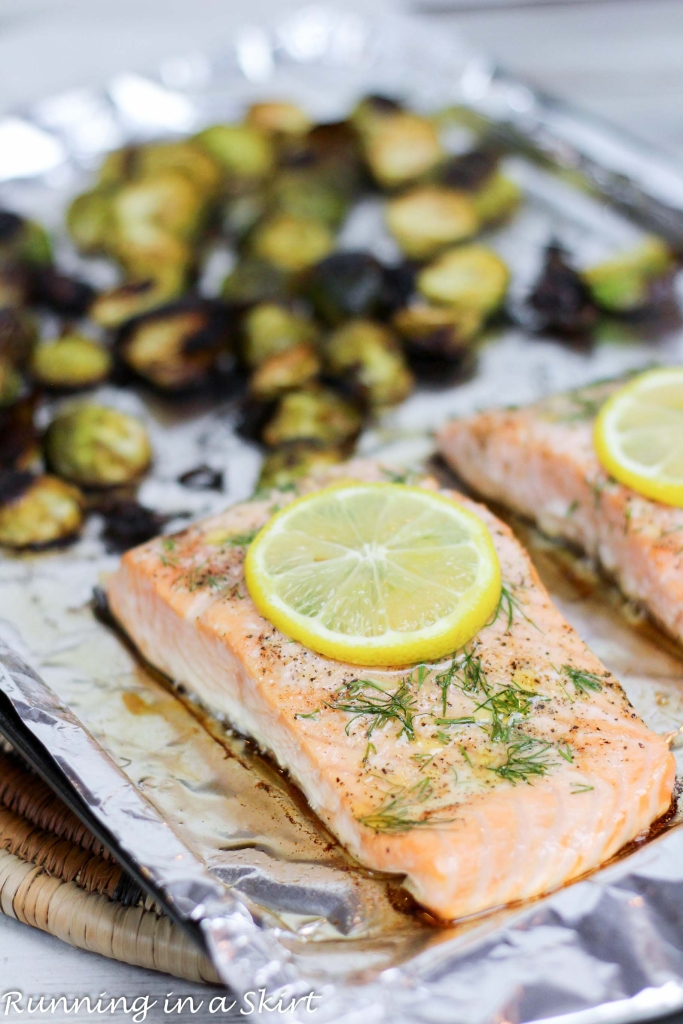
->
594;367;683;507
245;482;501;666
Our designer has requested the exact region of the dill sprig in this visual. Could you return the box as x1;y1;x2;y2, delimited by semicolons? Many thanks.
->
562;665;603;696
473;685;536;743
570;783;594;795
457;650;488;694
489;735;555;785
358;779;452;833
329;678;418;740
489;583;540;632
222;528;259;548
434;656;459;714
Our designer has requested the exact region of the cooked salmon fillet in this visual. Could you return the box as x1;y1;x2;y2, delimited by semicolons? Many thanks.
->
437;378;683;648
106;459;674;921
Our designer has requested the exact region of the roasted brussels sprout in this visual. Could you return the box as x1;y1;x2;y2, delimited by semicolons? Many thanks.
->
471;173;521;226
385;186;479;259
250;213;335;273
417;245;509;314
0;360;23;407
117;300;231;392
96;497;167;553
221;189;268;243
358;112;444;189
30;334;112;391
262;386;362;448
136;141;223;198
257;441;345;491
242;302;317;368
268;171;348;229
0;307;38;366
350;95;405;135
304;252;387;325
302;120;364;195
324;319;413;407
249;343;320;401
30;267;95;316
582;237;674;313
0;471;83;549
89;271;187;330
0;268;30;308
221;256;288;308
247;101;312;137
112;171;206;245
45;404;152;488
0;211;52;269
66;189;113;254
193;124;275;181
97;146;138;187
439;148;500;191
394;302;483;360
0;389;38;470
527;245;598;336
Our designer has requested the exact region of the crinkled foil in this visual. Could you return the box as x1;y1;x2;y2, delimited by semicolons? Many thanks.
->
2;7;683;1023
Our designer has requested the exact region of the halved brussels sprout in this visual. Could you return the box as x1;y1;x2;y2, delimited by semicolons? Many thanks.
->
268;171;348;228
304;252;388;326
471;172;521;226
324;319;413;407
0;307;38;366
527;244;597;335
45;404;152;488
349;95;405;135
250;213;335;273
582;237;674;313
247;101;312;137
0;389;38;470
112;223;193;283
360;113;444;189
0;211;52;269
112;171;206;244
221;256;288;308
262;386;362;448
137;141;223;198
440;148;500;192
0;359;23;407
249;343;320;401
117;300;231;392
221;189;268;243
417;245;509;314
97;497;167;553
97;146;137;187
302;120;363;195
30;334;112;391
0;472;83;549
257;441;345;491
193;124;275;181
385;186;479;259
66;189;113;254
394;302;484;357
89;270;187;330
242;302;317;367
30;267;95;316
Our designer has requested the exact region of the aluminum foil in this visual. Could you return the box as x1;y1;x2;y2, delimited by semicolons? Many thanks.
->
2;7;683;1022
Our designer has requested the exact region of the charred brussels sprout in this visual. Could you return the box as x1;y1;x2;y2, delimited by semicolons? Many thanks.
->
193;124;275;181
250;214;335;273
221;257;288;308
385;186;479;259
324;320;413;407
582;237;674;313
89;271;187;330
527;245;597;335
221;189;268;244
247;101;312;137
66;190;113;255
304;252;388;325
31;334;112;391
258;442;345;491
440;148;500;191
0;389;38;471
30;267;95;316
0;360;23;407
417;245;509;315
350;95;405;135
242;303;317;368
45;404;152;488
358;112;444;189
112;171;206;245
268;172;348;229
117;301;231;392
250;344;320;401
0;211;52;269
262;386;362;448
0;308;38;366
394;302;483;360
0;471;83;549
0;268;30;308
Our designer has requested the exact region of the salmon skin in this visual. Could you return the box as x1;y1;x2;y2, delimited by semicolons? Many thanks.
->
106;459;674;922
437;377;683;648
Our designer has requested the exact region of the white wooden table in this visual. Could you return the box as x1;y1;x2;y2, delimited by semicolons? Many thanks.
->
1;0;683;1017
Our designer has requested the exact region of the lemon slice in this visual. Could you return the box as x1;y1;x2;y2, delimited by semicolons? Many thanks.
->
594;367;683;507
244;483;501;666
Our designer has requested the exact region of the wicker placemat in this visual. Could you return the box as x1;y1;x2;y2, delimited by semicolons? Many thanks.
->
0;750;220;984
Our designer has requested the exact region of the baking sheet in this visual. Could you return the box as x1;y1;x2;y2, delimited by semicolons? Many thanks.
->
2;6;683;1022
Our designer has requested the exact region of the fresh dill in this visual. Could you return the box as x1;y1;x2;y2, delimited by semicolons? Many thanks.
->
358;779;452;834
570;783;594;795
295;710;320;720
457;650;487;694
362;741;377;764
566;500;579;517
459;744;473;768
473;684;536;743
434;716;476;727
411;751;435;771
223;528;259;548
329;678;418;740
557;742;573;763
434;656;459;714
562;665;604;696
162;537;176;551
489;735;555;785
489;583;540;632
437;731;452;744
414;664;429;689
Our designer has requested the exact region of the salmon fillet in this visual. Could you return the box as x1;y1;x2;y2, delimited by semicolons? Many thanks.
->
437;378;683;648
106;459;674;921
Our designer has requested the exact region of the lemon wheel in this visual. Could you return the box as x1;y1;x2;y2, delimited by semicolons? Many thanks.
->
245;482;501;667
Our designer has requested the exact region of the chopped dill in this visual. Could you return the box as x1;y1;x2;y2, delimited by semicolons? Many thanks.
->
489;735;555;785
557;742;573;763
562;665;603;696
362;741;377;764
414;664;429;689
437;731;452;744
295;710;319;720
358;779;452;834
473;684;536;743
489;583;540;632
434;716;476;727
329;678;418;740
411;751;435;771
457;650;487;694
570;783;594;795
434;656;459;714
459;744;473;769
162;537;176;551
382;468;410;484
566;500;579;517
222;528;259;548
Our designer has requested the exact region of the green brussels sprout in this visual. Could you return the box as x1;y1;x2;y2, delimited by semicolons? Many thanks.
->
471;172;521;226
45;404;152;488
268;171;348;228
112;223;194;283
117;300;231;392
324;319;414;407
66;189;113;254
0;211;52;269
221;256;288;308
97;146;138;187
299;120;364;196
0;307;39;366
221;189;268;243
257;441;345;491
303;251;407;326
0;359;23;407
112;171;206;244
262;386;362;448
89;270;187;330
242;302;317;368
394;301;484;358
385;186;479;260
249;343;321;401
358;112;444;189
30;334;112;391
582;237;674;313
349;95;405;135
193;124;275;181
136;141;223;198
247;101;312;137
417;245;509;314
250;214;335;273
0;471;83;549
